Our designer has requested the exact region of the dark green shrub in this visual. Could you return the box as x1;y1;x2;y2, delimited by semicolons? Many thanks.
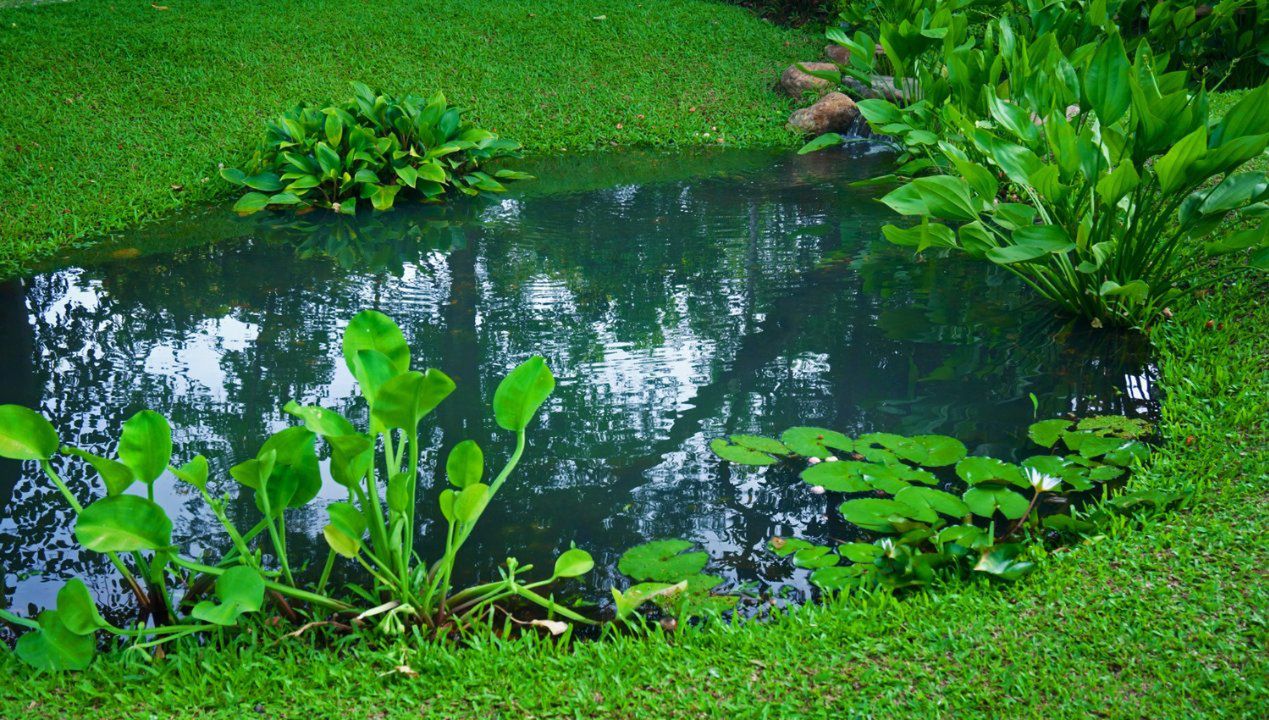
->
222;82;531;216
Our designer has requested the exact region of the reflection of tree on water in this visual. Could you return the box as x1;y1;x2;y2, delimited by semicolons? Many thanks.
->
0;149;1158;614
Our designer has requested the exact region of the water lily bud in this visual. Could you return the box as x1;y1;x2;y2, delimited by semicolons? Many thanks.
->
810;485;826;495
807;456;822;465
826;455;839;462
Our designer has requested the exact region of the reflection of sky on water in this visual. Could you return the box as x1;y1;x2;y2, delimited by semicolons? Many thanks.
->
0;147;1156;620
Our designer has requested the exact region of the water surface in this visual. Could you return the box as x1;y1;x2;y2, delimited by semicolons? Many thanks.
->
0;146;1156;618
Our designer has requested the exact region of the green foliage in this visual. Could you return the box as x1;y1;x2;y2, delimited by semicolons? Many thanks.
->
712;414;1172;591
807;0;1269;327
614;540;738;621
222;82;529;216
0;311;594;671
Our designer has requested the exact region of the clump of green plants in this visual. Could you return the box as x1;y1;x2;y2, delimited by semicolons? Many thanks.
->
612;540;739;622
712;416;1180;591
801;0;1269;328
221;82;531;216
0;310;591;671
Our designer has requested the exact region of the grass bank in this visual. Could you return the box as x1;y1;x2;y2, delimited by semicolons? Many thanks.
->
0;0;816;277
2;266;1264;719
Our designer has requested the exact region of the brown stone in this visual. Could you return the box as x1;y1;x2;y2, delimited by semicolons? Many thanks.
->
787;92;860;135
825;44;850;65
779;62;838;98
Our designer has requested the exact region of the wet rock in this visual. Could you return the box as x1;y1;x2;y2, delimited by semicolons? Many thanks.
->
787;92;859;135
779;62;838;98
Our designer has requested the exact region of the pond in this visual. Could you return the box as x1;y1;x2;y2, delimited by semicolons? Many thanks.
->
0;145;1157;618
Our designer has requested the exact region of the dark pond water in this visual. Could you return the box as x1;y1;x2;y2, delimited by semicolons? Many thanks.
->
0;146;1157;619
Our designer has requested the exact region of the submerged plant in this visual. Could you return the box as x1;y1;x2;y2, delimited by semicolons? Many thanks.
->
222;82;532;216
0;311;591;671
712;416;1179;592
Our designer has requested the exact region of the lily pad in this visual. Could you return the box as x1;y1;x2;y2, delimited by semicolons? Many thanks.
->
1027;418;1072;447
729;434;789;456
1076;415;1150;439
799;461;872;492
838;498;929;533
709;438;777;466
618;540;708;582
955;456;1027;488
962;486;1030;519
909;435;968;466
780;427;852;458
894;486;969;519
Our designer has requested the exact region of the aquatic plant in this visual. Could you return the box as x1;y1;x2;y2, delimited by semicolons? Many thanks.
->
712;416;1181;591
801;0;1269;327
0;310;590;670
613;540;739;622
222;82;532;215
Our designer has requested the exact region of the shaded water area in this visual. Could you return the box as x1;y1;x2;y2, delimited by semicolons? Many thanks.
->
0;146;1157;620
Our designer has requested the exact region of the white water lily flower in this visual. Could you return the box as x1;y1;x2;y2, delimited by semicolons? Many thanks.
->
809;485;826;495
1024;466;1061;492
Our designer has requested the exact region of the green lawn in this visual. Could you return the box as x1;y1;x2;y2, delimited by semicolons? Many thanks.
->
3;268;1264;719
0;0;815;277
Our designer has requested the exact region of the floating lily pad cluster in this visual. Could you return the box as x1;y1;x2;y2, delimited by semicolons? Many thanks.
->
0;311;594;671
612;539;738;621
712;417;1176;591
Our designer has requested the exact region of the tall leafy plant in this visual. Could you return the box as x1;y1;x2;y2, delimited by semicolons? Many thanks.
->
0;311;592;671
222;82;531;216
878;38;1269;327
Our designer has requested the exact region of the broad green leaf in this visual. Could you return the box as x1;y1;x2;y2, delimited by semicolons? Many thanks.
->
612;581;686;620
1096;162;1140;207
799;133;845;154
15;611;95;671
618;539;707;582
75;495;173;552
171;455;209;492
232;192;271;214
780;426;852;458
1156;125;1208;194
454;482;490;523
894;486;969;518
323;524;360;558
955;456;1027;487
343;310;410;378
1027;419;1072;447
371;369;456;432
730;435;789;456
973;545;1035;580
282;401;357;437
493;356;555;431
446;439;484;488
800;460;873;492
962;486;1030;519
192;566;265;626
118;410;172;485
56;579;106;635
259;427;321;509
1084;32;1131;125
386;472;412;514
838;498;926;533
64;447;133;496
710;438;777;466
0;405;59;460
909;435;967;466
553;548;595;578
352;349;399;406
327;501;367;540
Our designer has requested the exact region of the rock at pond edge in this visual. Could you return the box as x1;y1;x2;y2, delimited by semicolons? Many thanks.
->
779;62;837;98
787;92;859;135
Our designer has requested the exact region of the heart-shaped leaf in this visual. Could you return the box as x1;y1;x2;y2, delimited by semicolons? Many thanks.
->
709;438;777;466
1028;418;1073;447
192;566;265;626
729;435;789;456
371;369;455;432
56;579;107;635
962;486;1030;519
64;447;134;496
493;357;555;431
283;401;357;437
15;610;95;671
446;439;483;488
171;455;209;492
618;540;708;582
779;426;852;458
0;405;58;461
343;310;410;381
454;483;490;523
118;410;172;485
75;494;173;552
553;548;595;578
